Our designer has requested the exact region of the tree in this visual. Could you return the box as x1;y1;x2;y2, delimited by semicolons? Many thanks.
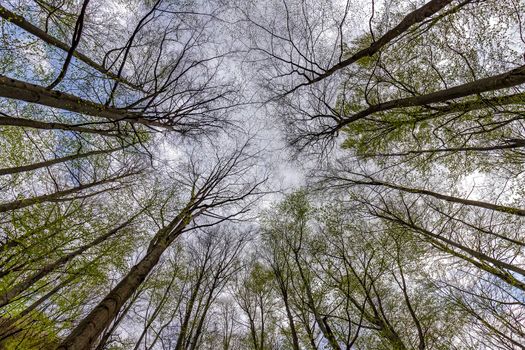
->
0;1;252;347
2;0;525;349
56;142;266;349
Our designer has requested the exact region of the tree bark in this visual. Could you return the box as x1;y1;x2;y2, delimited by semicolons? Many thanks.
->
290;0;456;89
0;75;167;129
0;172;133;213
173;263;208;350
347;178;525;216
378;213;525;285
0;5;141;90
0;146;127;176
293;251;340;350
337;64;525;130
0;114;117;136
0;216;135;307
0;274;77;338
282;286;301;350
56;210;191;350
94;285;147;350
272;263;301;350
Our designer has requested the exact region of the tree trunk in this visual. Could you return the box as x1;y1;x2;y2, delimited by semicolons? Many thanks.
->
56;213;189;350
0;172;133;213
0;275;75;338
350;178;525;216
281;287;301;350
338;64;525;128
0;75;166;129
0;146;128;176
302;0;455;86
0;5;141;90
0;114;117;136
173;268;207;350
293;251;340;350
0;216;135;307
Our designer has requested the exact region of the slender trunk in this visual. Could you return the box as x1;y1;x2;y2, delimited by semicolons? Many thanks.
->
47;0;91;89
104;0;162;105
0;275;75;338
365;140;525;157
143;289;185;350
340;276;406;350
379;326;409;350
0;172;133;213
396;263;425;350
349;178;525;216
173;271;206;350
0;114;117;136
303;316;318;350
272;260;300;350
0;146;128;176
293;251;340;350
426;229;525;291
259;294;265;350
464;304;525;350
247;312;259;350
421;219;525;277
281;287;300;350
292;0;456;88
187;285;216;350
0;216;135;307
380;213;525;289
0;6;141;90
132;273;176;350
361;282;407;350
0;261;27;279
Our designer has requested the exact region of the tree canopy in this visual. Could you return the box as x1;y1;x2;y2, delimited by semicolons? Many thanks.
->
0;0;524;349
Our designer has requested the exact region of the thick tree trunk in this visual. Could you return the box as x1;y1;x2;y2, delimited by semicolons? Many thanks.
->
56;211;191;350
94;286;147;350
337;64;525;129
0;76;166;128
57;241;168;349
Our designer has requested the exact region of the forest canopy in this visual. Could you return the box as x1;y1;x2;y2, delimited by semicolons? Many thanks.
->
0;0;524;349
